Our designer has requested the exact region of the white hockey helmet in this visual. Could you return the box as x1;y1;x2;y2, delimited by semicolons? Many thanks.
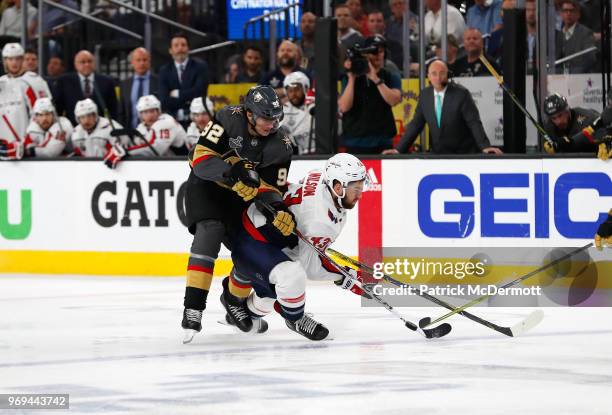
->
33;97;55;115
283;71;310;92
323;153;368;207
2;43;24;58
136;95;161;112
190;97;214;115
74;98;98;118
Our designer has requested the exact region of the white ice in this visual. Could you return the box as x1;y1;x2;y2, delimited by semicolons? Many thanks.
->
1;275;611;415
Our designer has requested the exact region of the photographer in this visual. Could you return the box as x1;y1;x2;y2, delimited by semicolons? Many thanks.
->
338;35;402;154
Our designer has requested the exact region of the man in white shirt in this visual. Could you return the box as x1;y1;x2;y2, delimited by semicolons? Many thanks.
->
0;0;36;38
424;0;466;46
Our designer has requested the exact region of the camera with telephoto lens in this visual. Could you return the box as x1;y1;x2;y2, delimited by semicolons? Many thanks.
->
346;44;379;76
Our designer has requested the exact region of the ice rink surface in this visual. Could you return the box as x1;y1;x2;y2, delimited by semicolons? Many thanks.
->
1;275;611;415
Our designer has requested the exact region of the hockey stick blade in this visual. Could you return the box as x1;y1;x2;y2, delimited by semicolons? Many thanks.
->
508;309;544;337
422;322;452;339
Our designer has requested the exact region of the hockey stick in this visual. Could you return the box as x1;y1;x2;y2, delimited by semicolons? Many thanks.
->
326;248;543;337
479;54;555;146
424;243;592;328
254;200;451;339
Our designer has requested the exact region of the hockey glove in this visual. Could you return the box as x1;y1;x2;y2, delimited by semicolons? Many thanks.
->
103;142;128;169
261;201;296;237
227;160;260;201
334;267;372;299
0;139;24;160
595;209;612;249
543;135;571;154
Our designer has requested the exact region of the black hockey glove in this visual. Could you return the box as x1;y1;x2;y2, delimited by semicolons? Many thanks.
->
225;160;260;201
595;210;612;249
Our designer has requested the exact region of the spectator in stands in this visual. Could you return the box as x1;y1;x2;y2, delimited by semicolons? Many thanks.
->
338;35;402;154
346;0;369;36
367;9;404;71
45;56;64;96
41;0;78;33
486;0;517;65
22;49;38;73
542;92;600;153
466;0;503;36
425;0;466;47
0;0;36;38
222;56;240;83
54;50;118;125
578;0;601;41
557;0;597;73
46;56;64;78
158;33;209;128
299;12;316;71
384;60;502;155
261;40;308;97
386;0;418;48
434;35;460;75
236;46;264;83
526;0;537;73
453;28;500;77
121;47;158;128
336;4;363;50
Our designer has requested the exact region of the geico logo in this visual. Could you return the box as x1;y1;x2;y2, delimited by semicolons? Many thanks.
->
91;181;188;227
417;172;612;239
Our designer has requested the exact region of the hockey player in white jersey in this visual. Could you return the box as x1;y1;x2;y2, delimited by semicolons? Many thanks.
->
281;71;315;154
225;153;368;341
22;98;73;158
71;98;124;160
132;95;187;156
185;97;213;150
1;43;52;109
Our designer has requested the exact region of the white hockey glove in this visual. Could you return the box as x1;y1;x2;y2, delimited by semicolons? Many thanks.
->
334;267;372;299
0;139;24;160
103;142;127;169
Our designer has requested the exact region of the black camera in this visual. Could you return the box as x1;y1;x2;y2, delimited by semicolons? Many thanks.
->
346;44;378;76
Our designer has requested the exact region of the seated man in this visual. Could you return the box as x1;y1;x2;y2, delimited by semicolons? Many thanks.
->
24;98;73;157
132;95;187;157
224;153;369;341
186;97;214;150
71;98;123;158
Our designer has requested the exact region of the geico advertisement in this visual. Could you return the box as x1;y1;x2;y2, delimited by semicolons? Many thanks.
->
0;159;361;255
1;159;609;253
382;158;612;247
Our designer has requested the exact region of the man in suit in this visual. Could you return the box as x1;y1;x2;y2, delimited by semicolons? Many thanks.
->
120;47;158;128
54;50;118;124
556;0;597;74
383;60;502;155
158;33;209;128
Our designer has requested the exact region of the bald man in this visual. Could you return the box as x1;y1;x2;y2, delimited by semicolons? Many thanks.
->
384;60;502;155
120;47;159;127
55;50;118;124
